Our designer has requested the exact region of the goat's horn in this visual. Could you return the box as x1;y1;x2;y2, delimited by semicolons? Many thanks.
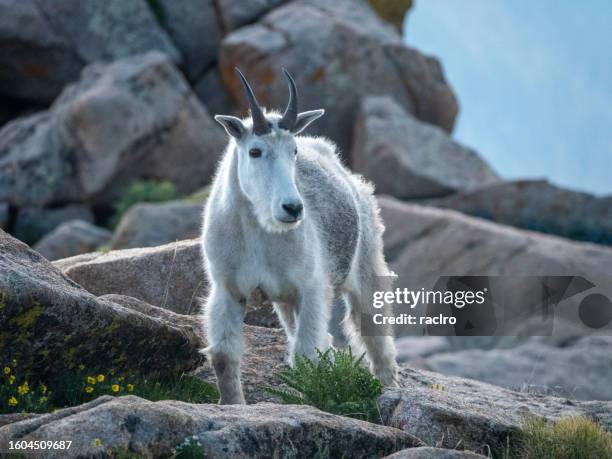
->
235;68;270;136
278;68;298;131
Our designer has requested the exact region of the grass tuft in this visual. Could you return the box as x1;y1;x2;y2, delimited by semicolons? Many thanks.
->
515;416;612;459
266;347;383;423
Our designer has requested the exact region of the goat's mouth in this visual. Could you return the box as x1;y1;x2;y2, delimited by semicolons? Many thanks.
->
259;215;303;233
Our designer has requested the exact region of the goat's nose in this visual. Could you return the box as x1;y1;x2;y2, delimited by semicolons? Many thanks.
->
282;202;303;219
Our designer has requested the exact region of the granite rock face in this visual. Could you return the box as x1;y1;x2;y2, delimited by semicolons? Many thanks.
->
353;97;499;199
0;52;225;208
0;229;205;381
0;396;419;458
34;220;112;261
0;0;180;103
111;200;203;250
424;179;612;245
219;0;457;155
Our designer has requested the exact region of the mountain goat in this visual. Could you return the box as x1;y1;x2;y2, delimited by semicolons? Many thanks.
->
201;68;398;404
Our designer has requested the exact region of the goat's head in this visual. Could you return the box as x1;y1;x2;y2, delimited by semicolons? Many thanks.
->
215;68;324;233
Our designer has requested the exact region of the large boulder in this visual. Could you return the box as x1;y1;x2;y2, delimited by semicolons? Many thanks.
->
13;204;94;245
381;366;612;456
423;336;612;401
34;220;112;261
54;240;281;328
0;229;205;381
424;179;612;245
379;196;612;282
353;97;499;199
54;239;205;315
0;52;226;208
111;200;203;250
0;0;179;104
0;396;419;458
219;0;457;155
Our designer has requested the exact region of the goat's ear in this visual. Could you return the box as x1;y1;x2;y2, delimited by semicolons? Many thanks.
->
214;115;246;139
292;109;325;134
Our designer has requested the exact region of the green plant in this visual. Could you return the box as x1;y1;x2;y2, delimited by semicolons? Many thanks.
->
516;416;612;459
1;360;217;414
266;347;384;423
172;436;204;459
111;180;180;228
0;360;51;414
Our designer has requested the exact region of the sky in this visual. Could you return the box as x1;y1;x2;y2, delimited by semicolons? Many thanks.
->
404;0;612;196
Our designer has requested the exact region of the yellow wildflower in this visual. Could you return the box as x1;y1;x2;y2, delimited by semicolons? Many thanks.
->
93;439;102;447
78;364;85;371
87;376;96;385
41;384;47;394
111;385;120;393
9;375;15;385
12;359;17;367
85;386;94;393
127;384;134;392
118;376;125;382
17;382;29;395
109;369;115;376
3;367;10;374
97;374;105;382
8;396;18;407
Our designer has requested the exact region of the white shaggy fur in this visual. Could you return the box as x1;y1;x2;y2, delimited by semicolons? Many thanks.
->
201;109;398;404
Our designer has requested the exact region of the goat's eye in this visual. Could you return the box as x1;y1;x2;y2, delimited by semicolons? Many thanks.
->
294;147;298;156
249;148;262;158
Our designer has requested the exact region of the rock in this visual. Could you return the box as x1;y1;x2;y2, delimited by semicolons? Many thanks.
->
13;204;94;245
155;0;222;81
0;0;180;104
381;367;612;456
193;68;236;116
424;179;612;245
34;220;112;261
55;239;205;315
0;202;7;229
0;52;226;207
424;336;612;401
353;97;499;199
0;113;80;208
219;0;457;155
0;229;205;381
384;447;486;459
0;396;420;458
55;240;282;330
395;336;450;364
111;200;203;250
217;0;289;31
378;196;612;338
379;195;612;282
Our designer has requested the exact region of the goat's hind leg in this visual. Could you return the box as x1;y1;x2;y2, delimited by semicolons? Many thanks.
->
203;284;246;404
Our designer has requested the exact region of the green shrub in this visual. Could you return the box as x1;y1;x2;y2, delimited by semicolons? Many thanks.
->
173;436;204;459
266;347;384;423
111;180;180;228
516;416;612;459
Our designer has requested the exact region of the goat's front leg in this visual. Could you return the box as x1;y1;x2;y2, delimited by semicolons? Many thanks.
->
290;284;332;365
203;284;246;404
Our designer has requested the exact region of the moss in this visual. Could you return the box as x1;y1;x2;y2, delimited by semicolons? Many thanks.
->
15;303;43;329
